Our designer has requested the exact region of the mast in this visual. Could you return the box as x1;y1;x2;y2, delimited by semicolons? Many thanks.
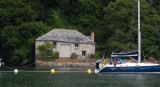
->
138;0;141;63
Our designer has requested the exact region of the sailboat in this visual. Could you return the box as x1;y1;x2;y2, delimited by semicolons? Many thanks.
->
95;0;160;73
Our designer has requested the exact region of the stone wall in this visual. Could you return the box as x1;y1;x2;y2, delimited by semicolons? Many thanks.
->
71;43;95;59
36;59;96;67
35;41;95;59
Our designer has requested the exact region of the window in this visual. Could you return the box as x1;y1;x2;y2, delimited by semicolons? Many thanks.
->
82;51;86;56
75;44;78;48
52;42;56;46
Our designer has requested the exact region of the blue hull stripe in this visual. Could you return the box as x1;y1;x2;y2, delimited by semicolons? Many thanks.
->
99;65;160;72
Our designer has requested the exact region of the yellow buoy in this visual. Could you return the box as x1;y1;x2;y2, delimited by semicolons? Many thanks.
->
88;69;92;74
51;69;55;74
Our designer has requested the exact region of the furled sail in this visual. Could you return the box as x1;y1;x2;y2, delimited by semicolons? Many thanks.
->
111;50;138;57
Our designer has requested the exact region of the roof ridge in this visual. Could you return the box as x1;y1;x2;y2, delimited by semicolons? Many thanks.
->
53;28;77;31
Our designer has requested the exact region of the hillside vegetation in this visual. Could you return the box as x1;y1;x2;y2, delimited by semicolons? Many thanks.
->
0;0;160;65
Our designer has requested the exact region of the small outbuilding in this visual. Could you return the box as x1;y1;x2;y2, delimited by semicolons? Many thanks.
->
35;28;95;59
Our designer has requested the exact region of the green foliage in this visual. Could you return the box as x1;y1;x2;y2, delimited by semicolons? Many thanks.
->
10;46;29;62
0;21;50;63
46;9;65;28
103;0;160;58
37;41;57;60
91;52;102;59
1;0;160;65
0;0;37;27
1;25;21;49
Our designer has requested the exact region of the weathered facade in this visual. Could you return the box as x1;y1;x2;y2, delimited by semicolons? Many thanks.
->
35;28;95;59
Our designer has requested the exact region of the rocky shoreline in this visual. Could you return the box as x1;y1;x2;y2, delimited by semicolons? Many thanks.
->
35;59;97;67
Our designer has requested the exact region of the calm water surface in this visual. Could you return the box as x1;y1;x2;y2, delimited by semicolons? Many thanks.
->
0;67;160;87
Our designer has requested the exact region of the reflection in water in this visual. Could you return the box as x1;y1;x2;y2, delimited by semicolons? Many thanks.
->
0;67;160;87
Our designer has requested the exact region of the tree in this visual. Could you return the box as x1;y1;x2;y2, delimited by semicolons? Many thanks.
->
10;46;29;63
0;0;37;27
46;9;65;28
0;22;51;64
103;0;160;58
37;41;57;60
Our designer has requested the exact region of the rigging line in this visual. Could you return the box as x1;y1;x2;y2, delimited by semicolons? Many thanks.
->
128;33;130;51
144;46;159;58
131;8;135;30
114;1;136;52
113;34;129;52
129;2;136;51
114;31;133;52
114;30;133;52
147;0;160;39
131;0;137;30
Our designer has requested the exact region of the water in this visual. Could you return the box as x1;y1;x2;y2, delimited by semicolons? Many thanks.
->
0;67;160;87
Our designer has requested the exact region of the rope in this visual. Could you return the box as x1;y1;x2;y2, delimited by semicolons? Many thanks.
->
114;30;133;52
0;71;87;73
144;46;159;58
113;0;137;53
142;0;160;58
147;0;160;39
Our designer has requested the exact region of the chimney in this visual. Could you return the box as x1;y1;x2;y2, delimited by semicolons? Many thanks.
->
91;32;94;41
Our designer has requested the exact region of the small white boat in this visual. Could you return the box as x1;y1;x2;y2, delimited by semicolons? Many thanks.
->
0;59;4;67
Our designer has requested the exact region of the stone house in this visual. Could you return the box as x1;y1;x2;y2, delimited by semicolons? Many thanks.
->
35;28;95;59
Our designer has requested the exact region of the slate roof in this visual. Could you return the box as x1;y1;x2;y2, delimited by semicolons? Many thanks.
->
36;29;95;44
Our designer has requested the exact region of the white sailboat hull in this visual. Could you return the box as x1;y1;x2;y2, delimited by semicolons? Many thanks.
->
95;63;160;73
